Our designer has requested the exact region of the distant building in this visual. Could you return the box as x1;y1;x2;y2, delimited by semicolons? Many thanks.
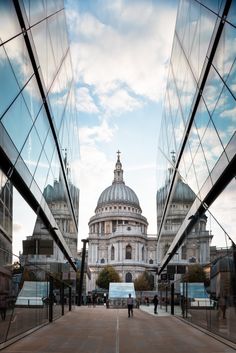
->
0;0;80;345
156;0;236;274
87;152;157;293
0;171;13;267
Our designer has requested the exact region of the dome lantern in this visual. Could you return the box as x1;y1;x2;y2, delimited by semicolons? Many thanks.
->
95;152;141;212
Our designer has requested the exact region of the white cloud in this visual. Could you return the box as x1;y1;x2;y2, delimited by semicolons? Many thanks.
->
210;179;236;246
67;1;176;109
75;146;114;240
79;120;117;145
220;106;236;120
76;87;99;113
99;89;143;116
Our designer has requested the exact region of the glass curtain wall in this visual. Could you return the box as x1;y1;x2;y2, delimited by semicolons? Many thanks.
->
0;0;79;346
157;0;236;343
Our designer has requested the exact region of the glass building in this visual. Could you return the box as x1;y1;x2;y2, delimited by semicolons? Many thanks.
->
0;0;80;347
156;0;236;344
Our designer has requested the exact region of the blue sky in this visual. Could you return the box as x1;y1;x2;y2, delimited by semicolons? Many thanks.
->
64;0;178;242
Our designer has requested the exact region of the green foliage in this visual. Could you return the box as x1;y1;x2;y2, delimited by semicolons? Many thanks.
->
96;265;121;289
134;271;154;291
184;264;207;283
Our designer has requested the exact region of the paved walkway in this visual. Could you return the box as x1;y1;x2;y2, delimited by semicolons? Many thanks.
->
1;305;236;353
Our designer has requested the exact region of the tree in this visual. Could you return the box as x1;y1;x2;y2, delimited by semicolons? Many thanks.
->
96;265;121;290
134;271;154;291
184;264;207;283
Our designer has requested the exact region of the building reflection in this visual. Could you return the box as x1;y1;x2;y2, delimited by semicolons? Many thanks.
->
156;0;236;344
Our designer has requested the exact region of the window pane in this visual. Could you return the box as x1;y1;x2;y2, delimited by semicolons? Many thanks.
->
20;126;42;177
0;46;20;118
1;94;33;152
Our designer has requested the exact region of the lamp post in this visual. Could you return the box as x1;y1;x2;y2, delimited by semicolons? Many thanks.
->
78;238;89;306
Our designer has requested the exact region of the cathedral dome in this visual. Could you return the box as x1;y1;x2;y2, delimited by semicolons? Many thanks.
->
95;152;141;211
157;176;195;206
97;183;140;208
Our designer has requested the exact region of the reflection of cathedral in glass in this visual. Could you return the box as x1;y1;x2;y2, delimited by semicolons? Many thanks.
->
156;155;212;267
23;153;79;265
0;169;13;266
87;152;157;292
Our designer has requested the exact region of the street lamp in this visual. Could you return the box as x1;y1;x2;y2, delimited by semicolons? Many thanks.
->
78;238;89;306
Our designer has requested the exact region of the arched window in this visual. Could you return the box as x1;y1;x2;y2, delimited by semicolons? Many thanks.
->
111;245;115;260
101;258;105;263
126;244;132;259
126;272;132;282
149;259;153;264
142;246;145;261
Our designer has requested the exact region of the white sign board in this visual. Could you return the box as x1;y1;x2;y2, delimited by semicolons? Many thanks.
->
109;282;136;299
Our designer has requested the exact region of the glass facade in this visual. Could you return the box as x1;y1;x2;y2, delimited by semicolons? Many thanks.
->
157;0;236;344
0;0;79;346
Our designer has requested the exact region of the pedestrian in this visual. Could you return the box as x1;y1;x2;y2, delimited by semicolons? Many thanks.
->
218;295;227;319
153;294;159;314
92;293;97;307
127;293;134;318
0;294;7;321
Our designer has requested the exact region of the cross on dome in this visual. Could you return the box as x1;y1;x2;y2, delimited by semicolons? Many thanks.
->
117;150;121;161
113;150;124;184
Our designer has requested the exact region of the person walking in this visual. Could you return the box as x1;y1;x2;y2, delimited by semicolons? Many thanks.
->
153;294;159;314
127;293;134;318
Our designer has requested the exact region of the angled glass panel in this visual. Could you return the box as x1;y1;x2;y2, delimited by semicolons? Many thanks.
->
14;154;33;188
44;129;55;164
48;11;65;69
211;84;236;149
189;2;217;82
1;94;33;152
20;126;42;177
194;98;211;142
168;70;179;127
33;150;50;193
210;150;228;186
175;0;190;44
224;58;236;100
185;161;199;196
225;131;236;162
182;142;193;177
202;66;224;116
35;106;50;146
213;22;236;83
0;1;22;42
56;10;69;57
23;0;46;27
4;34;34;90
188;123;200;160
209;178;236;245
31;20;56;92
201;119;224;174
178;153;188;181
226;1;236;29
193;143;211;192
171;35;182;91
46;0;64;18
0;47;20;118
203;0;226;14
59;118;69;156
180;63;197;124
22;75;42;122
50;148;61;184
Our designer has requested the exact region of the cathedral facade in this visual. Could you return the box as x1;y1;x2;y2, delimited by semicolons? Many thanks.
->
86;152;157;292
